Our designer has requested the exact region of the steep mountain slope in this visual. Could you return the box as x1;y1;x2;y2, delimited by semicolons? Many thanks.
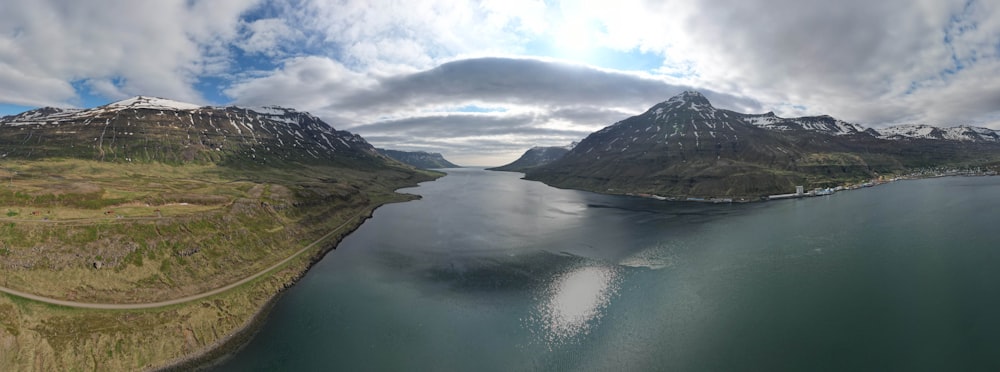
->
376;148;460;169
527;91;1000;199
0;96;380;166
0;96;441;371
488;145;571;172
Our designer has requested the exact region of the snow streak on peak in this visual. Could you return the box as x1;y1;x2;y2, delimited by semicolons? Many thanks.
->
0;107;84;126
876;124;1000;142
106;96;203;111
238;105;296;116
666;90;711;106
877;124;935;138
650;90;715;118
741;112;864;136
228;105;321;121
669;90;706;99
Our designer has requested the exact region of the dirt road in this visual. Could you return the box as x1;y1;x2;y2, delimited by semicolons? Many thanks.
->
0;211;365;309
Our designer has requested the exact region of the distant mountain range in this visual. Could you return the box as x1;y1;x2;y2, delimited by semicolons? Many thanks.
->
376;148;460;169
0;96;382;167
487;145;571;172
6;93;999;201
524;91;1000;199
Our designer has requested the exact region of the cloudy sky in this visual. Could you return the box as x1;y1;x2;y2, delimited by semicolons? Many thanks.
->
1;0;999;165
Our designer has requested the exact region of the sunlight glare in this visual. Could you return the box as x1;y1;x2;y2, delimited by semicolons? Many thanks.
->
553;20;593;54
534;265;620;346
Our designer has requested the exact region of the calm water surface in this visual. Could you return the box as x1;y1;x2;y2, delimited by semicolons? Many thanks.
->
215;169;1000;371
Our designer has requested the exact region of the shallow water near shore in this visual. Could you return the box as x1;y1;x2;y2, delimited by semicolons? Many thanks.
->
213;169;1000;371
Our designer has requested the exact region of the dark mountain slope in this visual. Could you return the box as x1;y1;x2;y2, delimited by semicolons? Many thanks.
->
0;96;381;168
488;146;570;172
526;91;1000;199
376;148;459;169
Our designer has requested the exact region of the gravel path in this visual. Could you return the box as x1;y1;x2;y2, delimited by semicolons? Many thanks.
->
0;211;364;309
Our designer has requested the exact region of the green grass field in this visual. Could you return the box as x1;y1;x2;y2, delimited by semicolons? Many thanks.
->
0;158;440;371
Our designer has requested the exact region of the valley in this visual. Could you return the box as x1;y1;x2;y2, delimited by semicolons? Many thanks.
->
5;4;999;371
1;92;999;371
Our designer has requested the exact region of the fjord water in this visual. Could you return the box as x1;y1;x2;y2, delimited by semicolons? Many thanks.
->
215;169;1000;371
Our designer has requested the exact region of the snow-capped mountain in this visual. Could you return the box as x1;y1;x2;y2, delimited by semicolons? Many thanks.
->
526;91;1000;199
741;112;867;136
0;96;380;164
734;100;999;143
734;105;999;143
106;96;204;111
875;124;1000;142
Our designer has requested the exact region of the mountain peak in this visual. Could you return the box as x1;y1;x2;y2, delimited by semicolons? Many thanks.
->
105;96;203;111
666;90;712;107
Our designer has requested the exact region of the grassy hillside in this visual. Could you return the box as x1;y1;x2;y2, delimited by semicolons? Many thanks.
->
0;158;440;371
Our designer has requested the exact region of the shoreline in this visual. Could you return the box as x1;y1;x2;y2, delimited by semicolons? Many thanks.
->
151;171;993;369
516;170;999;204
153;288;284;372
152;193;423;371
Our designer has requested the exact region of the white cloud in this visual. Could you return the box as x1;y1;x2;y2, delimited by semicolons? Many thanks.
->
85;79;128;101
238;18;301;57
0;0;260;106
588;0;1000;128
0;63;76;107
225;55;374;113
274;0;551;73
4;0;1000;165
225;56;757;165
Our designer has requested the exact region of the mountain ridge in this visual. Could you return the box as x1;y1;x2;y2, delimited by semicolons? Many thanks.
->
376;148;460;169
525;91;1000;199
0;95;382;167
487;145;571;173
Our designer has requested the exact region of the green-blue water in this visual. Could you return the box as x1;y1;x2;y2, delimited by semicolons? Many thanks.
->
214;169;1000;371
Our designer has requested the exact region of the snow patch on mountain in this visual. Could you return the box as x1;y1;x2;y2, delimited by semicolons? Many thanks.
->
0;107;84;126
740;112;862;135
742;112;782;127
876;124;1000;142
106;96;203;111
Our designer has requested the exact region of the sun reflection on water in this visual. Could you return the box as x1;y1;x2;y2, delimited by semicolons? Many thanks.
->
532;266;620;347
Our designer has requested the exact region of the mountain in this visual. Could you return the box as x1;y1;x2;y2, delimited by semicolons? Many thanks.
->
742;112;866;135
376;148;460;169
0;96;380;166
0;96;442;371
487;145;571;172
526;91;1000;199
875;124;1000;142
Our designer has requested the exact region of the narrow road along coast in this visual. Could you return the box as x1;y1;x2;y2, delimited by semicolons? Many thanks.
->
0;211;366;310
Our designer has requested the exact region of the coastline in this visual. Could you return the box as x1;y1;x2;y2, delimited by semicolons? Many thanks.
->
152;170;994;369
512;168;999;204
152;192;425;371
154;288;284;372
